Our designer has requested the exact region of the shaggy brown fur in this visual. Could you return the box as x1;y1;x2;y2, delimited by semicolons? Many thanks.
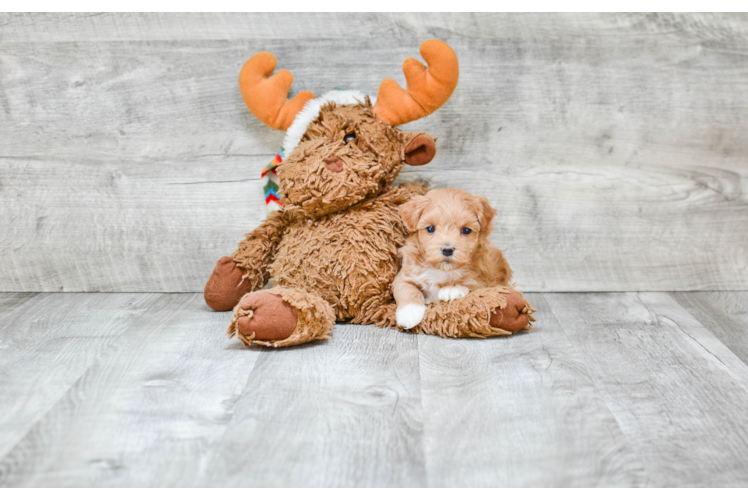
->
276;100;428;218
205;102;536;347
417;286;535;338
228;287;335;348
376;286;535;338
232;210;290;289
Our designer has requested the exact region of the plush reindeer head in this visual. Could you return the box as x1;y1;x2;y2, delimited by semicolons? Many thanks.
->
239;40;459;218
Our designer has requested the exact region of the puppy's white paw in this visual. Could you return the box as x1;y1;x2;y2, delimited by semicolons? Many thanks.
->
438;285;469;302
396;304;427;329
450;286;469;300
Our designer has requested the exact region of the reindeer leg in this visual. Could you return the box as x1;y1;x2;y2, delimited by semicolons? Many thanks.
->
406;286;536;339
227;287;335;348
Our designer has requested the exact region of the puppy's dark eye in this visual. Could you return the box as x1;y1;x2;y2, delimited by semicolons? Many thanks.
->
426;226;435;233
461;227;472;235
343;132;356;145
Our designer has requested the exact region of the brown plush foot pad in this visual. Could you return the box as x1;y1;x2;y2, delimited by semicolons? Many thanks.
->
229;288;335;348
490;288;534;332
204;256;253;311
236;291;298;341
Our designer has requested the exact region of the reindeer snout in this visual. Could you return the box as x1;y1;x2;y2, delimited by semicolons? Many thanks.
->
324;156;344;173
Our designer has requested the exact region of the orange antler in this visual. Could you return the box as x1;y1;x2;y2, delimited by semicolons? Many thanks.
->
372;40;459;126
239;52;316;131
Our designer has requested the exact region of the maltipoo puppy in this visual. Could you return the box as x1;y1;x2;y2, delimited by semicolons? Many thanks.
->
394;188;513;329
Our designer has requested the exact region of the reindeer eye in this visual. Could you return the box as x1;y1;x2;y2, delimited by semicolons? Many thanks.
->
426;226;435;234
343;132;356;145
462;228;472;235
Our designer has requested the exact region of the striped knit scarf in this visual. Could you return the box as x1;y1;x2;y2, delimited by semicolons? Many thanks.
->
261;147;285;212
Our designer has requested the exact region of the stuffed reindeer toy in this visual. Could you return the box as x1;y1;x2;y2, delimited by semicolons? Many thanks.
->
204;40;535;347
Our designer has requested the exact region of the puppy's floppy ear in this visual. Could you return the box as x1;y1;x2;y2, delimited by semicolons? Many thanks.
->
399;195;430;233
472;195;496;232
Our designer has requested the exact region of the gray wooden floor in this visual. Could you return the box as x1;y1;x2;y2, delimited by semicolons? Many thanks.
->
1;291;747;487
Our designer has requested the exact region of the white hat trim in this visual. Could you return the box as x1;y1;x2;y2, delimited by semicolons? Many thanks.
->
281;89;374;157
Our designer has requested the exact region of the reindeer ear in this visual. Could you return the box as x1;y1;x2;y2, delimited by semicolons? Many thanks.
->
399;195;431;232
473;195;496;232
404;134;436;166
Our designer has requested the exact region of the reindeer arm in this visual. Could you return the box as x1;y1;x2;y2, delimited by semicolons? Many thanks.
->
383;182;430;207
230;210;291;290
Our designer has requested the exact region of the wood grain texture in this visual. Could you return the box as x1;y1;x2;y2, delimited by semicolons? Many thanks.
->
0;13;400;42
670;292;748;366
2;291;748;486
0;294;253;487
0;293;155;458
391;12;748;40
197;323;425;487
1;13;748;292
0;293;39;318
543;292;748;486
1;156;267;292
196;325;425;488
417;293;645;487
2;13;747;42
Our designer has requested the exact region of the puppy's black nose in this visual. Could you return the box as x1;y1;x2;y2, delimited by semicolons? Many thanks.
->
441;246;454;257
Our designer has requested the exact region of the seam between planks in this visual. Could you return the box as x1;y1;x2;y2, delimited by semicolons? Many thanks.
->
538;292;647;482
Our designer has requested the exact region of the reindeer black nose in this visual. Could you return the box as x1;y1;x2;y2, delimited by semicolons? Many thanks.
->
441;245;454;257
324;156;344;173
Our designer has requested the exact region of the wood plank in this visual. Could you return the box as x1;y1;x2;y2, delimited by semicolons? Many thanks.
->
391;12;748;40
543;292;748;486
0;292;39;317
0;13;399;42
0;294;253;487
2;16;748;292
0;156;267;292
417;293;645;487
2;13;747;43
670;292;748;367
196;323;425;487
3;34;747;163
0;293;155;458
0;40;279;159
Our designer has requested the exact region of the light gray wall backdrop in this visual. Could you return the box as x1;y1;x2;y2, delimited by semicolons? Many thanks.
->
1;13;747;292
